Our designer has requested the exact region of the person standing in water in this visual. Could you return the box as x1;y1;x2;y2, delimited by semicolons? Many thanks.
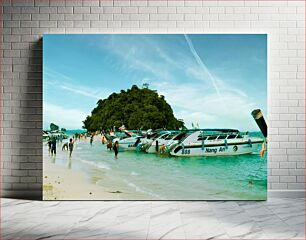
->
51;137;56;156
68;138;74;158
107;140;112;151
113;141;119;158
90;135;94;146
47;138;52;155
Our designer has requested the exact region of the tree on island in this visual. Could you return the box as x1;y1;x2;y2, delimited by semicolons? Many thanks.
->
83;85;185;131
50;123;59;131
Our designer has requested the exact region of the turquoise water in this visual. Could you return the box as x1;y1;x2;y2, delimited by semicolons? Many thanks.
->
44;133;267;200
64;129;87;135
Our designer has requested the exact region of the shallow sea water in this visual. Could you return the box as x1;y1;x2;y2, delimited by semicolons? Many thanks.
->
43;135;267;200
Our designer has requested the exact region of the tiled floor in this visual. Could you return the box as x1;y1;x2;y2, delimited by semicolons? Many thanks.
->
2;198;305;239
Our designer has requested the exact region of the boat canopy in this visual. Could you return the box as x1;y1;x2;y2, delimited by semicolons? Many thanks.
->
201;128;239;133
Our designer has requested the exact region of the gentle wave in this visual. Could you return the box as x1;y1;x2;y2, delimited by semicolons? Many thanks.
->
123;179;161;199
131;171;139;176
81;159;111;170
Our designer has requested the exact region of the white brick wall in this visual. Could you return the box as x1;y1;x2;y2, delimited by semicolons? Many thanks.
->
1;0;305;198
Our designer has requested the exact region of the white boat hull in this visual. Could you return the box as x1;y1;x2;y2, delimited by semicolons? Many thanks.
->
119;145;137;151
117;142;139;151
117;137;151;152
170;142;263;157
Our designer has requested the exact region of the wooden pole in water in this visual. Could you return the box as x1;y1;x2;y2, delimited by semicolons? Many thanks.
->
201;131;204;151
251;109;267;138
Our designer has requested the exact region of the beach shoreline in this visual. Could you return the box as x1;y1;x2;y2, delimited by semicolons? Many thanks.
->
43;137;153;200
43;159;122;200
43;134;266;201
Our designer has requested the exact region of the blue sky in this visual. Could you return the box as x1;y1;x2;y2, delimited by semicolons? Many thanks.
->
43;34;267;131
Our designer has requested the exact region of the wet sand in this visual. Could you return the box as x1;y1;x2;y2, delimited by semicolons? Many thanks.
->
43;138;150;200
43;160;122;200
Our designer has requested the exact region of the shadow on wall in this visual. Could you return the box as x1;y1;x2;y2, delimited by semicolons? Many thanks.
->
4;38;43;200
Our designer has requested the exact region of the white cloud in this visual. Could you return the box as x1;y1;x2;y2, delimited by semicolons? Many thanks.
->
44;68;109;100
100;36;178;83
176;110;217;128
184;34;224;104
43;102;87;130
44;67;74;82
60;85;101;100
150;81;258;131
92;35;263;131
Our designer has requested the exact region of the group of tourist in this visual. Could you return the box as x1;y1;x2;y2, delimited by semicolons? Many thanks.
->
100;135;119;158
47;137;74;158
47;133;119;159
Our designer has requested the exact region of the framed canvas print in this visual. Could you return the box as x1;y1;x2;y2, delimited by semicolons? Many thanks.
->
43;34;267;200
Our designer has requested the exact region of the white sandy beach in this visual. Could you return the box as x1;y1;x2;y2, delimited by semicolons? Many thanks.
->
43;137;152;200
43;160;119;200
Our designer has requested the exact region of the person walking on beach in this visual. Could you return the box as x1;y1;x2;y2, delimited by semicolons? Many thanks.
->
68;138;74;158
113;141;119;159
51;137;56;156
101;135;105;145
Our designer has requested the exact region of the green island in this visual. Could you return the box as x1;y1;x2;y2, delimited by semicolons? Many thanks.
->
83;85;185;131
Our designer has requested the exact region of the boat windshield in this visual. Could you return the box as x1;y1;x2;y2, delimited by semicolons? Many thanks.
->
149;132;162;140
207;135;217;140
173;132;187;140
160;133;170;139
197;136;207;141
227;135;236;139
165;133;177;140
178;132;192;142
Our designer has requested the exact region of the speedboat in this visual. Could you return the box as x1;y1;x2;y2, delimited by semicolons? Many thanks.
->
114;130;153;151
145;131;177;153
166;131;191;150
115;135;145;151
43;130;68;141
43;131;50;141
170;129;264;157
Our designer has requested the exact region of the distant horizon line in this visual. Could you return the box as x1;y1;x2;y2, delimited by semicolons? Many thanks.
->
43;127;263;133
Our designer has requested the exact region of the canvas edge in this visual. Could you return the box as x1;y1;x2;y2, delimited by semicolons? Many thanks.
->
1;189;304;200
